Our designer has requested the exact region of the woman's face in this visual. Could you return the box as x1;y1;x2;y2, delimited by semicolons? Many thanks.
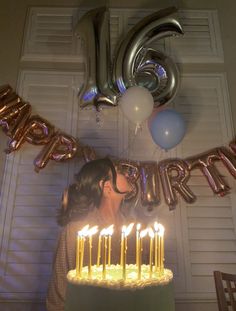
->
115;173;133;194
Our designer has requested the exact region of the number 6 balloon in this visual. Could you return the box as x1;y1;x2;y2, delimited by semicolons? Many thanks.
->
113;6;183;106
74;6;184;110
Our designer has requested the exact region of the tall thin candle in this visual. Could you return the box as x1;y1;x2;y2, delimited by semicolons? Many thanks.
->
77;225;89;276
102;235;107;279
154;222;159;272
149;228;154;278
107;225;114;266
76;233;81;277
136;224;141;266
97;235;102;266
120;226;125;266
158;224;165;274
123;236;127;279
88;226;98;278
79;236;85;275
122;223;134;280
138;229;148;280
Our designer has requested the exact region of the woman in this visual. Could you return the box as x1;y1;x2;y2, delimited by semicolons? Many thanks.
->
46;158;133;311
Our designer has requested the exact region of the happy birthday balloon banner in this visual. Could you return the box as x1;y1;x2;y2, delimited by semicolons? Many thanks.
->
0;84;236;210
75;6;183;110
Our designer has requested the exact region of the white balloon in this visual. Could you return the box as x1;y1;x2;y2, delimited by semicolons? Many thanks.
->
119;86;154;124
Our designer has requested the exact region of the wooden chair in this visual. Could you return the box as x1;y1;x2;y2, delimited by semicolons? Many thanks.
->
214;271;236;311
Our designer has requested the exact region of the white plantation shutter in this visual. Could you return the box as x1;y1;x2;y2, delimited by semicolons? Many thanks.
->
0;69;127;303
124;78;235;298
0;71;82;300
119;9;223;63
0;6;235;310
174;74;236;298
170;10;224;63
21;8;223;64
77;108;126;156
22;7;86;62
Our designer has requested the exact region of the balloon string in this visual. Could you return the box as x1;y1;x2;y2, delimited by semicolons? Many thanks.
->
135;123;142;135
152;145;164;162
119;125;138;158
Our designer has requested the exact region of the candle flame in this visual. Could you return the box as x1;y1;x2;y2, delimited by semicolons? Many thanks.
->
121;225;126;234
125;223;134;237
88;225;98;236
100;225;114;236
154;221;159;232
136;223;141;231
140;228;148;238
106;224;114;236
148;228;154;238
100;228;107;236
158;224;165;237
78;224;90;237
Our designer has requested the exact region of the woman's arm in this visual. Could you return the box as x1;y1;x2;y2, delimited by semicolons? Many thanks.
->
46;224;76;311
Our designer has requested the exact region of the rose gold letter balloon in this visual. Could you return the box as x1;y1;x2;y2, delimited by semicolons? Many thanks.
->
34;132;77;172
159;159;196;210
0;97;28;135
229;140;236;155
25;115;55;145
186;149;230;196
217;147;236;178
114;158;140;202
139;161;161;207
0;84;13;100
5;104;32;153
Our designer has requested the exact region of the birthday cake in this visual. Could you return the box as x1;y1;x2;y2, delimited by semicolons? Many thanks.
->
65;222;175;311
65;265;175;311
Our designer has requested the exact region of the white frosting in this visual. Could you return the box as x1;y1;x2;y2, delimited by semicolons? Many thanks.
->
67;265;173;290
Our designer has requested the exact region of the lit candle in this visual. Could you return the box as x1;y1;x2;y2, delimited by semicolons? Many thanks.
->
100;226;113;279
79;235;85;275
158;224;165;274
78;225;89;276
107;225;114;266
149;228;154;278
136;224;141;266
122;223;134;280
108;235;112;266
88;226;98;278
120;226;125;266
76;232;81;277
102;235;107;279
154;222;159;272
97;227;107;267
97;235;102;266
138;229;148;280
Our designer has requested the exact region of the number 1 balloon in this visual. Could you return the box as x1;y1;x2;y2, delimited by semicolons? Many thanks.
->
75;7;118;110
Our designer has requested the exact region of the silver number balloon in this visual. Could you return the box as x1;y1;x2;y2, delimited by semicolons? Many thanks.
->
113;6;184;106
75;6;183;109
75;7;118;110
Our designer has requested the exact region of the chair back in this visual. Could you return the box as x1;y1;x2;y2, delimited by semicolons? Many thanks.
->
214;271;236;311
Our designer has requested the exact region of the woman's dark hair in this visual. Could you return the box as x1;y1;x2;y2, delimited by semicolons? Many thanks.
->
57;157;126;226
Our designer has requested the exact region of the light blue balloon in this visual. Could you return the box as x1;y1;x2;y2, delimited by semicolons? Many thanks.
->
149;109;186;150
